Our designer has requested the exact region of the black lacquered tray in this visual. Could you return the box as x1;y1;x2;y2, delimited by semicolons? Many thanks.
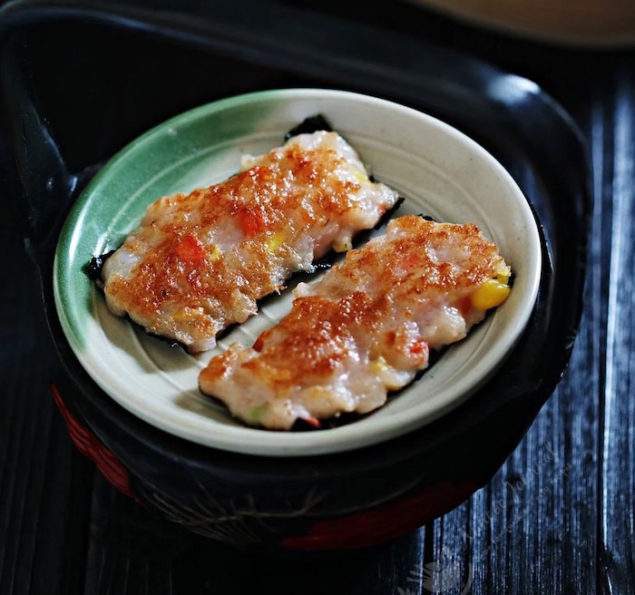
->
0;0;589;551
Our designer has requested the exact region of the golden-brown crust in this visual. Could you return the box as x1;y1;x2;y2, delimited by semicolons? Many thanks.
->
241;293;374;392
201;216;507;398
104;139;368;339
330;217;504;299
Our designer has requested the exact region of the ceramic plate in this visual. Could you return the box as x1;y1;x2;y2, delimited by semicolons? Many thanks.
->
54;89;541;456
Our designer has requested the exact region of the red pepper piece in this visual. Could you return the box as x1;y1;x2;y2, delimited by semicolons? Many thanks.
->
175;234;206;263
238;209;266;236
410;339;428;356
301;415;321;428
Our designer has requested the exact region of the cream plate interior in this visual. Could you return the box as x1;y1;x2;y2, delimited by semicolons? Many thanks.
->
54;89;541;456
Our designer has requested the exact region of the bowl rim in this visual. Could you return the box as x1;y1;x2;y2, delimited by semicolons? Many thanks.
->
53;88;542;457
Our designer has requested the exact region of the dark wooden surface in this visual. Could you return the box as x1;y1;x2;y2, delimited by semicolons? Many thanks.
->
1;2;634;593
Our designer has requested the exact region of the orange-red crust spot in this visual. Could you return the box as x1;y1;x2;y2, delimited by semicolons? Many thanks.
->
175;234;206;263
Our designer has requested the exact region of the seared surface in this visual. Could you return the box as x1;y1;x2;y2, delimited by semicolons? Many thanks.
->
199;216;510;429
101;131;398;352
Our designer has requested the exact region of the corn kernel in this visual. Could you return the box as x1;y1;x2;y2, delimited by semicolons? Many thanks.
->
471;279;511;310
354;171;369;183
173;306;204;323
369;356;411;390
208;245;222;261
333;236;352;252
266;231;285;253
370;356;389;375
172;308;190;323
496;265;511;284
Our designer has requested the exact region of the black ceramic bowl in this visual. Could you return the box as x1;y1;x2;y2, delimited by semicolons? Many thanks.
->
1;0;589;551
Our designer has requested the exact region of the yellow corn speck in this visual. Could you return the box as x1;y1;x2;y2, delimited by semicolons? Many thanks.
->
266;231;285;253
354;171;368;183
208;245;222;261
471;279;511;310
370;356;389;375
173;308;190;323
333;236;352;252
369;356;408;391
496;265;511;284
173;306;204;323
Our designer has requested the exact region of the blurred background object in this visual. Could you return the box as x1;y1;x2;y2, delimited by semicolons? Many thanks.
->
407;0;635;46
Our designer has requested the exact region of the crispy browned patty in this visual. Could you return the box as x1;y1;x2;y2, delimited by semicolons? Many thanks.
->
101;131;399;352
199;215;511;429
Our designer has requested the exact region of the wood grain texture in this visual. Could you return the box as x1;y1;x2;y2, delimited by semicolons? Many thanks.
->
417;55;633;595
0;4;633;594
598;67;634;594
